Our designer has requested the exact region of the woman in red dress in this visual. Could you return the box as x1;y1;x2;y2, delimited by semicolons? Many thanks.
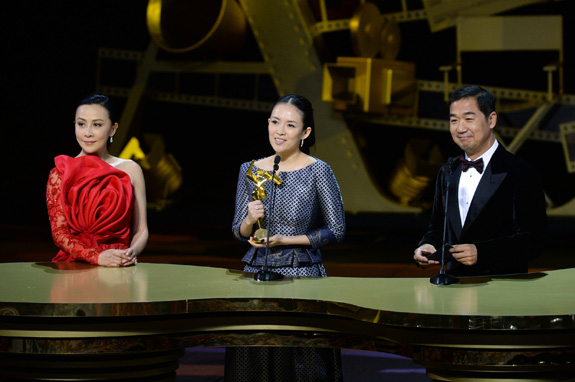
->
46;94;148;267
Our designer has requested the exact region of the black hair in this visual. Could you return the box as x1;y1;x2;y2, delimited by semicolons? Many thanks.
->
77;93;118;124
448;85;495;120
272;94;316;155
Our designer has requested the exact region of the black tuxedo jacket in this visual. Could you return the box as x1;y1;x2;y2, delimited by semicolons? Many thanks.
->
419;145;547;276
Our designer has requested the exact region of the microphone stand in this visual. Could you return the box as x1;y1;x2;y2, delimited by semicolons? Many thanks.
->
254;156;284;281
430;158;459;286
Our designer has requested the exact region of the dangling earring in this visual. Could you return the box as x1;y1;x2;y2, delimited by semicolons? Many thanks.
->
109;136;113;143
300;139;304;148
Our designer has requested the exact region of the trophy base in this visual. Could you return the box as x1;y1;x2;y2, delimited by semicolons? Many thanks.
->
253;228;267;244
254;269;284;281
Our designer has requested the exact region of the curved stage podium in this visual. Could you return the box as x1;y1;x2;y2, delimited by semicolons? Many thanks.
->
1;262;574;381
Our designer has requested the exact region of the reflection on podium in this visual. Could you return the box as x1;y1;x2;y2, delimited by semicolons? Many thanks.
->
49;262;147;308
413;278;478;318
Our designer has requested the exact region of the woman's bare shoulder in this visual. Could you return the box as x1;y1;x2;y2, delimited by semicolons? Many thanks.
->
113;158;144;182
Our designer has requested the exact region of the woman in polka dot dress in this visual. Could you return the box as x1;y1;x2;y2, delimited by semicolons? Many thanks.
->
227;94;346;381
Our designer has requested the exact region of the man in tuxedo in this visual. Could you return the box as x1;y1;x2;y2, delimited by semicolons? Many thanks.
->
413;85;547;276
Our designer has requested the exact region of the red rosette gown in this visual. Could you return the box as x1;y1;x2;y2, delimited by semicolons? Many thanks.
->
46;155;134;264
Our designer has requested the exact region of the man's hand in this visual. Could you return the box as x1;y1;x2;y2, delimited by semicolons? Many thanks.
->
451;244;478;266
413;243;439;268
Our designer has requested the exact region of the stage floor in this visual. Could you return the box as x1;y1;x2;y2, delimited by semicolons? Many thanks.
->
177;348;431;382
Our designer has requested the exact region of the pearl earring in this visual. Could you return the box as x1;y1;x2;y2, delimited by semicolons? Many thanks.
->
300;139;304;148
109;136;113;143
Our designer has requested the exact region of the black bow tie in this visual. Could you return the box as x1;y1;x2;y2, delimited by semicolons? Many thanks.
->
459;156;484;174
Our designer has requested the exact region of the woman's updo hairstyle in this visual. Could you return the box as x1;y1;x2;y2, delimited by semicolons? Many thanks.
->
77;94;118;125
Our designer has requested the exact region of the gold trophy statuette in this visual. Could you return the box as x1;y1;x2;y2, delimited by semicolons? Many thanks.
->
246;160;282;243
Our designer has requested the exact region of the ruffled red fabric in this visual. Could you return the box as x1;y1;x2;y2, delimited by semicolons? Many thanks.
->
46;155;134;264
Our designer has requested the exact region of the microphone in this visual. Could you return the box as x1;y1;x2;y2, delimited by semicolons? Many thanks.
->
254;155;284;281
430;157;459;286
443;156;455;175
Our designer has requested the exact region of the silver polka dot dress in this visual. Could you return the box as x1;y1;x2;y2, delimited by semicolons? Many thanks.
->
232;158;346;274
228;157;346;381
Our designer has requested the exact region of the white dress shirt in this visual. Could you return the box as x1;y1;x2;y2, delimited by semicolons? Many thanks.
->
458;140;499;226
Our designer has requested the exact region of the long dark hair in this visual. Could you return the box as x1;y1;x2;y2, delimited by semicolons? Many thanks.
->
272;94;316;155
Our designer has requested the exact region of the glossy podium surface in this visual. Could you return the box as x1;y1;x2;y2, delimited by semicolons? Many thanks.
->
1;262;575;381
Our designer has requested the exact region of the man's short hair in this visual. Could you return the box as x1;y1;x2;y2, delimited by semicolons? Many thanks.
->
449;85;495;119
